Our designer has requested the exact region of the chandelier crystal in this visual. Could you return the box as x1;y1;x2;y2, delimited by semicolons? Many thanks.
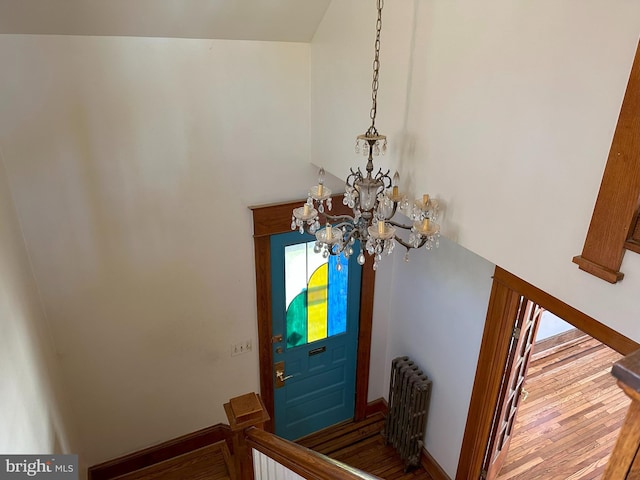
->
291;0;440;270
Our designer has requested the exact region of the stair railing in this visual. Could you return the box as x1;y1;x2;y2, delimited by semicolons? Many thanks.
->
603;349;640;479
224;393;379;480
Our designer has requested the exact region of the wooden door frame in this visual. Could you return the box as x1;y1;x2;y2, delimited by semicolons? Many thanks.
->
484;299;542;480
251;197;376;432
455;266;640;480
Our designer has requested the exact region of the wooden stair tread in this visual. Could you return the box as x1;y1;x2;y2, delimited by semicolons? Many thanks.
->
112;441;231;480
297;412;385;454
333;435;426;479
296;413;434;480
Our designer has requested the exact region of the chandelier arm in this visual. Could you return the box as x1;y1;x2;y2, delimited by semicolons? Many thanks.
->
346;170;361;184
373;170;392;194
394;235;428;251
346;228;360;242
323;213;356;224
387;220;415;230
375;168;391;180
332;221;356;231
387;202;399;219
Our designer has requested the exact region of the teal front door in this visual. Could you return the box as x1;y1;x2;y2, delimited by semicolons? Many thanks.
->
270;231;361;440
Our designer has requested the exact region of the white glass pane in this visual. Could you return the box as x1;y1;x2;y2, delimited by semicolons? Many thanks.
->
284;243;307;309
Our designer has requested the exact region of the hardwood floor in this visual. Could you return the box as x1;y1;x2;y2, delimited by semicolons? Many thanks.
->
298;413;435;480
496;336;630;480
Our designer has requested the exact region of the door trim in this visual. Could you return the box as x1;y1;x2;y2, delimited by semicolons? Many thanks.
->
251;197;376;432
455;266;640;480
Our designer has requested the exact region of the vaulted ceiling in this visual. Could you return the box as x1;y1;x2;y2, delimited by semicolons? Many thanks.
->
0;0;332;42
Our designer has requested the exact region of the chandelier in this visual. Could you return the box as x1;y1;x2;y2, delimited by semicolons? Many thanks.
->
291;0;440;270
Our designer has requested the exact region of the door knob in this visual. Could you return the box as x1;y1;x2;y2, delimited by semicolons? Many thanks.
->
276;370;294;382
274;361;294;388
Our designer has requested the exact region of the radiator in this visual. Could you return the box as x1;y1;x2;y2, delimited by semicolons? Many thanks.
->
383;356;432;471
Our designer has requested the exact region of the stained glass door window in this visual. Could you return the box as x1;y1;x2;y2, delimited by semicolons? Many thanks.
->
284;242;348;348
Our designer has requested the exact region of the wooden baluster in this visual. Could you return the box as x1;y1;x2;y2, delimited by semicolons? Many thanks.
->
224;392;271;480
603;350;640;479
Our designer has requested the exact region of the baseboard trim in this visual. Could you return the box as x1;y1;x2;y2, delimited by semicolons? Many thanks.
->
421;448;451;480
88;423;231;480
532;328;587;361
365;397;388;417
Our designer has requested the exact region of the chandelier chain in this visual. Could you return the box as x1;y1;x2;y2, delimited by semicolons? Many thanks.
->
369;0;383;133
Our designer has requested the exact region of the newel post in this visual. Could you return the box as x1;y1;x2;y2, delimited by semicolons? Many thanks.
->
603;350;640;479
224;392;271;480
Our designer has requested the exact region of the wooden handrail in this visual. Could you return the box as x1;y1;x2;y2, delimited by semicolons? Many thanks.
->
246;427;380;480
224;392;379;480
603;349;640;479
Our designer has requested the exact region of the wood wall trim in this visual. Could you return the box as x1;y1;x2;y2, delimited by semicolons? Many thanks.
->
421;448;452;480
625;210;640;254
87;424;231;480
250;195;375;431
455;274;521;480
573;40;640;283
364;398;388;418
355;262;376;421
456;266;640;480
493;267;639;355
253;234;275;432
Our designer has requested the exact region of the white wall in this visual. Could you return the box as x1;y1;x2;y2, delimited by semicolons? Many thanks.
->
312;0;640;475
0;35;317;467
312;0;640;344
0;152;72;454
536;310;574;342
373;238;494;478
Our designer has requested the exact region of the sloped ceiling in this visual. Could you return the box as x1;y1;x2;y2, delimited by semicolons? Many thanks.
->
0;0;332;42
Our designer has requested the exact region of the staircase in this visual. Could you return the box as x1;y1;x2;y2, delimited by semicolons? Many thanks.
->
89;394;432;480
112;441;234;480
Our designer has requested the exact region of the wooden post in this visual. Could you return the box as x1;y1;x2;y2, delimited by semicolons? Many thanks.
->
603;350;640;479
572;40;640;284
224;392;271;480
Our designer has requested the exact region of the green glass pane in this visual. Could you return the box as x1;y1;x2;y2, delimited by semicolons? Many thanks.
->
286;290;308;348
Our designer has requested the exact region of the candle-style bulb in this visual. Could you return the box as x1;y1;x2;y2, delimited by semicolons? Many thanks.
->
392;171;400;198
317;168;326;197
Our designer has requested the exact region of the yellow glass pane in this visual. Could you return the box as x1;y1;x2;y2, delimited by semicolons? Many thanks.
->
307;263;328;342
